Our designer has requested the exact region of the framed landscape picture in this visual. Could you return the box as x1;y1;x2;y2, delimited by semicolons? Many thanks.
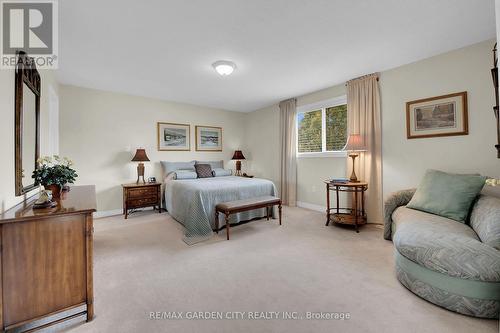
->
157;122;190;151
406;92;468;139
195;126;222;151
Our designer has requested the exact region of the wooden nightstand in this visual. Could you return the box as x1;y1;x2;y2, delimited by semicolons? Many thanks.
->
122;182;161;219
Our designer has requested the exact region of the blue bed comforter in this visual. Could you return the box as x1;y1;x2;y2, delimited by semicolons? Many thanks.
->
165;176;277;244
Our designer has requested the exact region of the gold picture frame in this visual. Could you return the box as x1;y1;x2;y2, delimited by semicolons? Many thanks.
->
406;92;468;139
195;125;223;151
157;122;191;151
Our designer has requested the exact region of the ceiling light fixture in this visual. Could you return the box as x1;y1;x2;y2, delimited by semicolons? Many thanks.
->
212;60;236;76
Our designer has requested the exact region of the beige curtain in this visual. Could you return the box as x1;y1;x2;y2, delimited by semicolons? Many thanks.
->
346;74;383;223
279;98;297;206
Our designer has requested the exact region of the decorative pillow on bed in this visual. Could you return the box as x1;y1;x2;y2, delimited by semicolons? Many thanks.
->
161;161;195;175
174;170;198;180
212;168;232;177
196;160;223;169
407;169;487;222
194;164;213;178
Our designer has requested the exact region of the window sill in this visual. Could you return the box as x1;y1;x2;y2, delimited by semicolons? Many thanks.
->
297;151;347;158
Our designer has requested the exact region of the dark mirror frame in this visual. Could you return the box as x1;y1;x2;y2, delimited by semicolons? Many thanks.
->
15;51;41;196
492;43;500;158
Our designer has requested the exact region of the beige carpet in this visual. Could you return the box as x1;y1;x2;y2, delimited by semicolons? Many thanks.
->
51;207;496;333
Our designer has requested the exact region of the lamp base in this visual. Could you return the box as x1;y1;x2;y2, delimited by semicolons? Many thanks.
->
349;153;359;183
136;162;146;184
235;160;242;176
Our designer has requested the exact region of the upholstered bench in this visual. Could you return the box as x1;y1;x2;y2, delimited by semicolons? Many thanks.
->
215;196;282;240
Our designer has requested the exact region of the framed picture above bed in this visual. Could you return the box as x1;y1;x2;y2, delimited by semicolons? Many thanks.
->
195;125;223;151
406;92;468;139
157;122;191;151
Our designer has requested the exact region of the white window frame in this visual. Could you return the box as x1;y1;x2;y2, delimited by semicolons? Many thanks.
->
296;95;348;158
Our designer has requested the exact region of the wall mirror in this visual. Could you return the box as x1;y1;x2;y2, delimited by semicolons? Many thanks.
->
15;51;41;196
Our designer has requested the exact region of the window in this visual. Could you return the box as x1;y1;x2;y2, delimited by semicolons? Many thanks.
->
297;110;322;152
325;104;348;151
297;96;348;156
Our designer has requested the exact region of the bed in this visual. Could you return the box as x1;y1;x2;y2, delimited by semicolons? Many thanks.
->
164;175;277;244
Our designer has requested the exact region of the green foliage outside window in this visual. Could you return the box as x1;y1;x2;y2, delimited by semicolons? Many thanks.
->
297;104;347;153
298;110;322;152
326;104;348;151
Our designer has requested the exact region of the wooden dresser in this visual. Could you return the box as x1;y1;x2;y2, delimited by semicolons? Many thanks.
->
122;183;161;219
0;185;96;332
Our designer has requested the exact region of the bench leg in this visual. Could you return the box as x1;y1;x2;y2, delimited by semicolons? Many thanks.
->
225;212;230;240
215;210;219;234
278;203;282;225
266;206;270;221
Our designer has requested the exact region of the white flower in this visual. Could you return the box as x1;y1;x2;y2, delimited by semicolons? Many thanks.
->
37;156;53;166
63;156;74;166
37;155;75;168
486;178;500;187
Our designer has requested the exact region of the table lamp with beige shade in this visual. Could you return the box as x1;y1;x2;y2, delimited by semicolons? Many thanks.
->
345;134;366;183
131;148;150;184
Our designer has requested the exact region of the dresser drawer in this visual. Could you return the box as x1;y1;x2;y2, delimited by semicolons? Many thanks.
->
127;196;159;208
128;187;158;199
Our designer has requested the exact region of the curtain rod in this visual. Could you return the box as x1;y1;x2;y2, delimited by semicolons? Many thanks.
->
345;73;379;86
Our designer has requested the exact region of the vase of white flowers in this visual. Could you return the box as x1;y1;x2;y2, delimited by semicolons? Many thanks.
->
32;155;78;199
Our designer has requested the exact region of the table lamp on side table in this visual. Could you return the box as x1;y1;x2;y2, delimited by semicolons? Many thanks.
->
232;150;246;176
131;148;150;184
345;134;366;183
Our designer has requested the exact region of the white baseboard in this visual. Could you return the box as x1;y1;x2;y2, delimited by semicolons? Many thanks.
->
296;201;326;213
94;209;122;219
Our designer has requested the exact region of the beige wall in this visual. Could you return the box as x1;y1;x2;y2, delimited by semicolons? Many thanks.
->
0;68;59;213
295;84;348;208
59;85;246;212
245;39;500;213
244;84;348;210
496;0;500;45
54;39;499;214
381;39;499;198
243;105;280;186
3;40;495;216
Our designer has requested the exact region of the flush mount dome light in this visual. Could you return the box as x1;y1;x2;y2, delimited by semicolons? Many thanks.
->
212;60;236;76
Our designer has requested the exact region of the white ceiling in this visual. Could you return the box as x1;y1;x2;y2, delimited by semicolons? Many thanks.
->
58;0;496;112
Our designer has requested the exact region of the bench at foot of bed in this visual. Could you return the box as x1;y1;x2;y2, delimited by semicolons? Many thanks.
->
215;196;282;240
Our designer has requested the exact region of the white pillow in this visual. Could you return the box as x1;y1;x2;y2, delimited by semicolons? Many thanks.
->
212;168;232;177
174;170;198;180
161;161;195;175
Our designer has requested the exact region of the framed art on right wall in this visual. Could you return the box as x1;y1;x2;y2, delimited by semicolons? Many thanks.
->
406;91;468;139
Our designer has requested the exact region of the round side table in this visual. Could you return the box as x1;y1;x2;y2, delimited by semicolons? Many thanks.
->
324;181;368;232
